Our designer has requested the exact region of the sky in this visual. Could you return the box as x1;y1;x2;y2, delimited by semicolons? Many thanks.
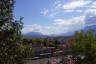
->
14;0;96;35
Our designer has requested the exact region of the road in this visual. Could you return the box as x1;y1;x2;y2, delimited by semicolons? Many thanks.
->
26;58;50;64
25;50;71;64
25;57;62;64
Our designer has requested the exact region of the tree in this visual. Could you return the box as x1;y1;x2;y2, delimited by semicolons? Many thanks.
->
71;30;96;64
0;0;33;64
53;40;60;48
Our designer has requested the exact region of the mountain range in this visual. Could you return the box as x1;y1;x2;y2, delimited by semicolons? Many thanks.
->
84;25;96;31
23;25;96;38
23;32;47;38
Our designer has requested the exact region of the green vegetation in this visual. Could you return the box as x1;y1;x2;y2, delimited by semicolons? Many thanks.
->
53;40;60;48
71;30;96;64
1;0;96;64
0;0;33;64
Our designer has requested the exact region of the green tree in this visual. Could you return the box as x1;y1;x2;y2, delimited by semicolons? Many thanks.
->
53;40;60;48
0;0;33;64
71;30;96;64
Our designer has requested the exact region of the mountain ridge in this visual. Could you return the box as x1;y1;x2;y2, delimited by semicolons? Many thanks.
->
23;25;96;38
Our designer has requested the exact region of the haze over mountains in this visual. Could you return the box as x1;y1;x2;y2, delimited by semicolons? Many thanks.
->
23;32;47;38
23;25;96;38
23;14;96;38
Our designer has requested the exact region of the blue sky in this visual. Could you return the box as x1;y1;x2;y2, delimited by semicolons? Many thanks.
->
14;0;96;35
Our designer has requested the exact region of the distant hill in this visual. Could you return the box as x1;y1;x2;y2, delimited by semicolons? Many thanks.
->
84;25;96;31
50;32;74;37
23;25;96;38
23;32;47;38
23;31;74;38
49;25;96;37
59;32;74;36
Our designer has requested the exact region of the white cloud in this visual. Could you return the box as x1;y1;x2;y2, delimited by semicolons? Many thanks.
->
62;0;91;10
54;16;85;30
48;12;58;18
64;9;74;12
54;16;85;25
85;9;96;14
75;10;83;12
22;16;85;35
34;0;96;35
54;19;72;25
41;9;49;15
55;3;62;9
85;13;96;26
22;14;96;35
22;24;42;34
91;2;96;8
41;0;91;18
53;16;85;32
63;9;83;13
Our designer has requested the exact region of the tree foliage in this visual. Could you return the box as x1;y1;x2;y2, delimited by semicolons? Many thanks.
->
0;0;33;64
53;40;60;48
71;30;96;64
